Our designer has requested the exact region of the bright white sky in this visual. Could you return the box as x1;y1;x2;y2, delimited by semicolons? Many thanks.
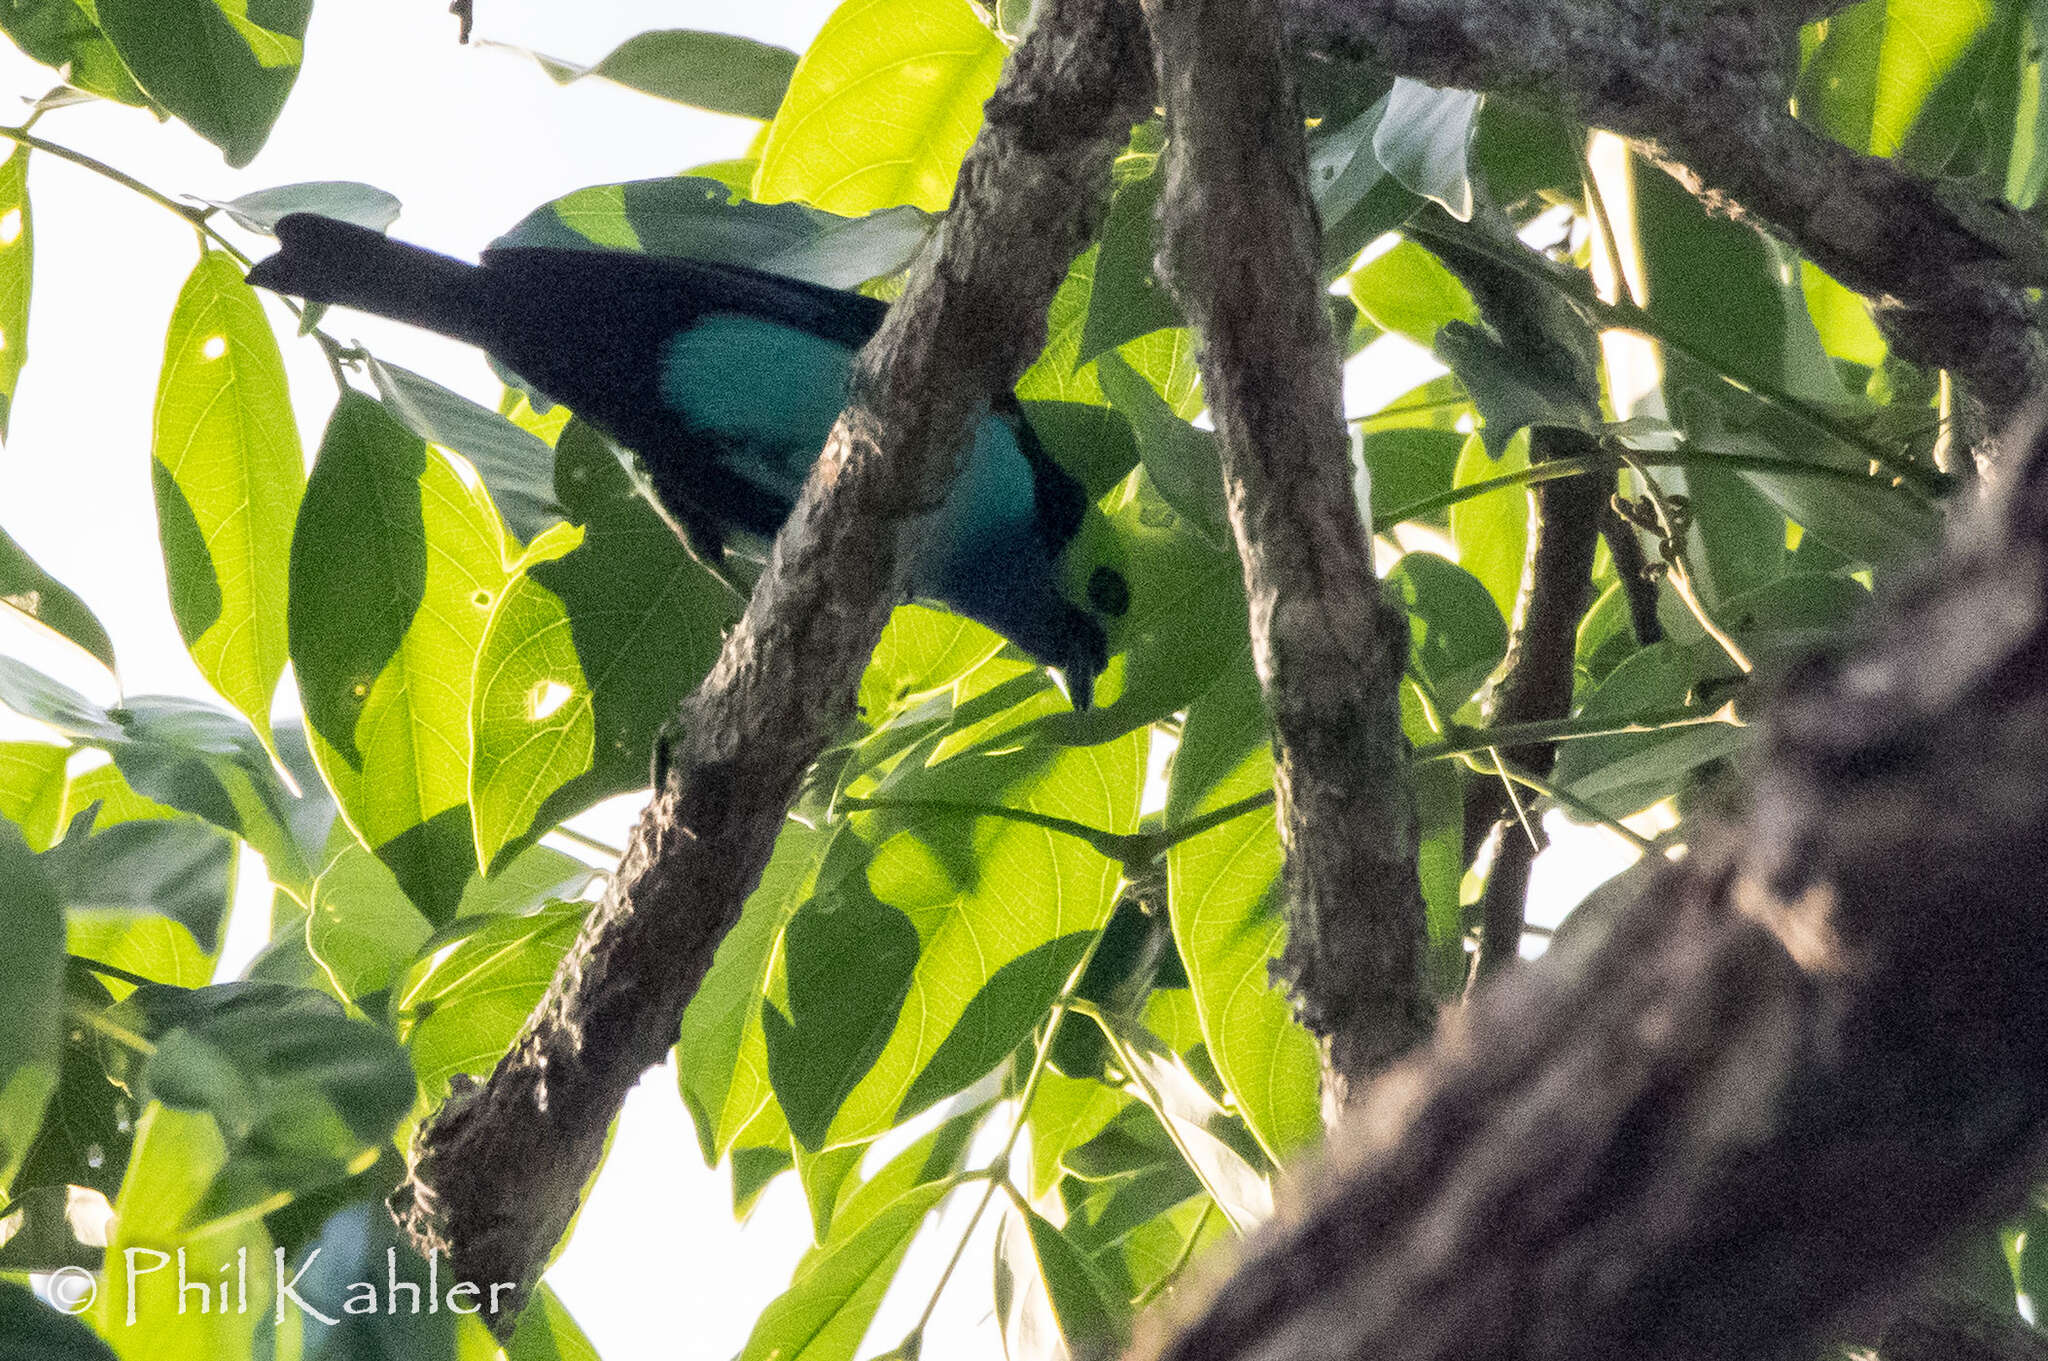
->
0;3;1641;1355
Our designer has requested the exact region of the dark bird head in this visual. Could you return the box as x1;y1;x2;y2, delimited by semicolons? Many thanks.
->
1044;504;1130;711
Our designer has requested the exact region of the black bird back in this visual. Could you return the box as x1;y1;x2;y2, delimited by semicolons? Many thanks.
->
249;213;891;540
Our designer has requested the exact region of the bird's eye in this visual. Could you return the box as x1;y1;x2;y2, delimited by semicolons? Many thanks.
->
1088;567;1130;617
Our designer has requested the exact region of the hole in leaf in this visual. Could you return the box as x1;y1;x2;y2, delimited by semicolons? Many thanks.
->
527;679;573;722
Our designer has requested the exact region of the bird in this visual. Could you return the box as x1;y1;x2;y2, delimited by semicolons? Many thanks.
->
246;212;1130;709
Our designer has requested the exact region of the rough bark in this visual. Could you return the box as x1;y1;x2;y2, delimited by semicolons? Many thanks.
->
1144;0;1430;1104
1280;0;2048;465
1140;403;2048;1361
386;0;1153;1330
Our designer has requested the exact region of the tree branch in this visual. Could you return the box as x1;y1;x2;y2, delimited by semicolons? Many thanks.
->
1420;208;1609;974
1143;402;2048;1361
385;0;1153;1330
1144;0;1430;1105
1282;0;2048;468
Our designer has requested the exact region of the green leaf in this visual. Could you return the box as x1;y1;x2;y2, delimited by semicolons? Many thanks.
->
456;842;593;918
1689;419;1939;572
1373;80;1482;220
306;841;431;1000
1436;323;1595;459
764;886;921;1151
203;179;401;234
1096;352;1226;546
678;819;843;1164
1308;92;1394;231
0;1180;106;1273
755;0;1008;214
500;29;800;120
276;1199;470;1358
0;655;122;742
1386;551;1508;712
1163;656;1321;1161
1039;476;1247;745
394;899;590;1099
734;1178;956;1361
857;605;1008;725
1027;1071;1129;1197
0;740;69;850
500;1282;603;1360
470;422;734;870
152;249;302;750
0;143;29;440
1669;462;1787;609
367;356;567;544
1470;94;1584;205
1449;430;1530;623
1361;425;1463;524
1345;239;1477;350
96;1105;272;1356
107;696;306;888
1549;642;1748;819
1096;1017;1274;1227
1628;158;1846;408
795;1136;868;1243
0;1280;117;1358
69;909;214;992
496;178;932;289
42;815;235;952
1799;0;1999;161
291;393;515;922
0;524;113;672
1413;758;1466;996
10;971;134;1198
0;0;150;105
0;820;62;1190
1079;169;1183;362
94;0;311;166
117;982;415;1223
1009;1201;1133;1359
824;728;1144;1146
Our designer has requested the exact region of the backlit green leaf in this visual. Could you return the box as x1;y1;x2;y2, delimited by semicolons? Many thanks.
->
394;899;590;1099
0;143;30;439
1164;655;1321;1162
152;250;302;750
97;1106;272;1357
755;0;1007;214
679;819;845;1164
820;728;1145;1147
469;423;733;871
291;394;515;923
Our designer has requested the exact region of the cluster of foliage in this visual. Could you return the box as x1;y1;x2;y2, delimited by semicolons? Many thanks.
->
4;0;2048;1358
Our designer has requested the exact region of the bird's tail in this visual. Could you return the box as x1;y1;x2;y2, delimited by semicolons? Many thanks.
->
246;214;490;344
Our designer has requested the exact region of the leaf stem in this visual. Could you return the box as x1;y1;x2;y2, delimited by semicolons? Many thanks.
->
1075;1000;1259;1236
69;954;162;990
1463;754;1660;853
0;123;358;391
1133;1200;1218;1308
1414;702;1744;762
906;922;1112;1343
1373;444;1921;534
1404;215;1948;497
0;124;244;257
838;794;1145;862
